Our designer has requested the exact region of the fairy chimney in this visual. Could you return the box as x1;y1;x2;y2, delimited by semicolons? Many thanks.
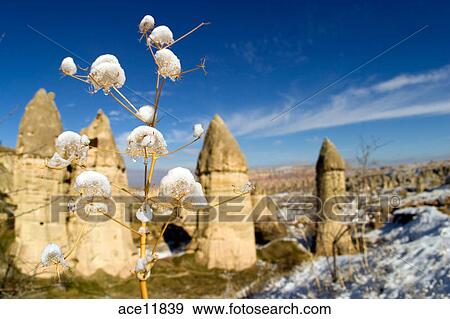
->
195;114;257;271
251;185;286;244
314;138;354;256
12;89;71;275
70;110;133;278
16;89;62;157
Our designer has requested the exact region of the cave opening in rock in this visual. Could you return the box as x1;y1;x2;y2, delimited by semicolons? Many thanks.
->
163;224;192;252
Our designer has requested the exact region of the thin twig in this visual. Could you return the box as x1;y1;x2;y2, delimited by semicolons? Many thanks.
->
151;221;170;256
108;90;146;123
111;182;143;201
209;192;250;208
64;222;89;259
165;22;210;49
67;74;90;84
99;211;141;236
151;78;165;126
112;86;139;112
157;137;200;158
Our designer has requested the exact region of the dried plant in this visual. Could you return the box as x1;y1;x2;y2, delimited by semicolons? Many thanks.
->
40;14;253;299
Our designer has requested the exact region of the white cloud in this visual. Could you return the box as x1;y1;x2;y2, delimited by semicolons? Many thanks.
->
225;64;450;138
109;110;121;116
115;131;130;153
373;65;450;92
165;128;191;144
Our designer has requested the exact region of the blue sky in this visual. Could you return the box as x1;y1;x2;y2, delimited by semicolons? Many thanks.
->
1;0;450;177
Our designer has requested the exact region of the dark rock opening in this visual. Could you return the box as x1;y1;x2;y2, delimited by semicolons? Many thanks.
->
163;224;192;252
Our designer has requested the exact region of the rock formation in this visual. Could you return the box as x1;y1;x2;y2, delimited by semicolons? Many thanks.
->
314;138;354;256
346;162;450;194
0;146;15;194
70;110;133;278
1;89;134;278
251;184;287;245
11;89;71;274
16;89;63;158
195;114;257;271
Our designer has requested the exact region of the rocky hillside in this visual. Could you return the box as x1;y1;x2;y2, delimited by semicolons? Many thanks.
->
249;165;316;194
249;160;450;195
252;186;450;298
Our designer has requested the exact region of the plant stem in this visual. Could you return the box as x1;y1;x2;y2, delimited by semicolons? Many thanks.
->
152;220;170;256
139;152;156;299
145;154;157;196
151;78;165;126
139;231;149;299
112;86;139;112
108;90;146;123
99;211;141;236
157;137;200;158
165;22;210;49
209;192;250;208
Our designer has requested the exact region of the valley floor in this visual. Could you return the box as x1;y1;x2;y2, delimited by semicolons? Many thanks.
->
252;187;450;298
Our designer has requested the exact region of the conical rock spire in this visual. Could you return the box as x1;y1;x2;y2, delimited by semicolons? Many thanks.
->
195;114;256;271
196;114;247;175
315;138;355;256
16;89;62;157
80;109;125;170
316;138;345;174
71;109;132;278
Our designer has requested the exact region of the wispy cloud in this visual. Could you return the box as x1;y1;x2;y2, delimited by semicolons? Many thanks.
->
108;109;134;122
225;64;450;137
165;128;191;144
361;65;450;93
227;36;308;74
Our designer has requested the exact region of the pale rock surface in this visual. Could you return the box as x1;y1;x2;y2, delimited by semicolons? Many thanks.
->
195;114;256;271
314;138;355;256
16;89;62;158
251;185;287;244
11;89;71;275
7;91;134;278
70;110;133;278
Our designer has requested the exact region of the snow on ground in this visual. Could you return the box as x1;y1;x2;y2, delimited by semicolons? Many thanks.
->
253;195;450;298
400;185;450;207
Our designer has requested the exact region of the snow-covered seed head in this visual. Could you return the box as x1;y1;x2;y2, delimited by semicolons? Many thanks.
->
74;170;112;198
126;126;168;158
80;135;90;145
136;203;153;223
84;202;108;215
159;167;196;200
47;152;71;169
60;57;77;75
239;181;255;193
184;182;208;207
154;48;181;81
137;105;155;124
149;25;174;46
193;123;204;138
68;200;77;213
40;243;67;268
91;54;119;69
89;54;126;92
139;15;155;34
55;131;90;164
